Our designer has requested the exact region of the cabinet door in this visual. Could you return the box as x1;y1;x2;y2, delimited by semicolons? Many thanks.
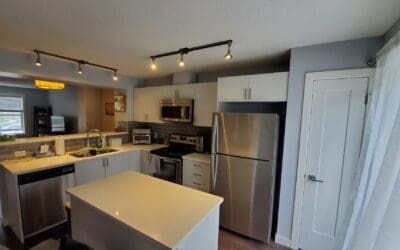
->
217;76;250;102
128;150;141;172
134;86;174;123
140;151;152;175
106;152;130;177
248;72;288;102
75;157;106;186
193;83;217;127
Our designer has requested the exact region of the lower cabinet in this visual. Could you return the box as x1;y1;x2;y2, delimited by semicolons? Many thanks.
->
75;151;142;186
75;157;106;186
182;158;211;192
140;151;152;175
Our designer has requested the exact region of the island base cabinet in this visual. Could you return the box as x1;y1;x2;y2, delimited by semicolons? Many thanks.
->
70;197;220;250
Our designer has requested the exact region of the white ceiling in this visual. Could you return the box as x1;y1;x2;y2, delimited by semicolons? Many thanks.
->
0;0;399;78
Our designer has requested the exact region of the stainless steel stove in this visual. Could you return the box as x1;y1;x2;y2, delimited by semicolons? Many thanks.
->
150;134;203;184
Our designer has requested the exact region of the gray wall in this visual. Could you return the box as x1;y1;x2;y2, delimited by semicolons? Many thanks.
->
0;85;49;137
276;37;384;242
0;47;140;121
48;84;79;133
384;17;400;43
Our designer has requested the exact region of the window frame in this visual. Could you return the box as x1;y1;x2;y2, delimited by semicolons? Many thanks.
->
0;94;26;135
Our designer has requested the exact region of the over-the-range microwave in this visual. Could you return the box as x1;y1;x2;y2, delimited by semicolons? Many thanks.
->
160;98;194;123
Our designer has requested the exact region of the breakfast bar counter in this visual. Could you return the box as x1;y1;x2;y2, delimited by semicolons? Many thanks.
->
67;171;223;250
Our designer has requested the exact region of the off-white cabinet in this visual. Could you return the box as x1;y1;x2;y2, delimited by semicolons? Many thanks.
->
217;72;288;102
134;82;217;127
75;157;106;186
182;154;211;192
75;151;141;185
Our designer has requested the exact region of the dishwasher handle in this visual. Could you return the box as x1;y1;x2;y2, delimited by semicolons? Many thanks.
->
18;164;75;185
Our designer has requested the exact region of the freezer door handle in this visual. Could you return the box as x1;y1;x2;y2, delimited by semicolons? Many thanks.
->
211;113;219;154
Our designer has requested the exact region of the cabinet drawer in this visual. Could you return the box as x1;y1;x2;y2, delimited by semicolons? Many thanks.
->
183;159;211;192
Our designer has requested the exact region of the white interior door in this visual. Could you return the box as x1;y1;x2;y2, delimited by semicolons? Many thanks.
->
299;76;368;250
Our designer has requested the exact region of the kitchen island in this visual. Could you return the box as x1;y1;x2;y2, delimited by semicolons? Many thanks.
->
67;171;223;250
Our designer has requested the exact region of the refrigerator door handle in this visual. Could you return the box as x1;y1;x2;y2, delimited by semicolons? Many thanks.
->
211;154;218;192
211;113;219;154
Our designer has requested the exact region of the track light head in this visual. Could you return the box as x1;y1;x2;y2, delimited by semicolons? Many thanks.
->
150;57;157;71
77;62;83;74
225;42;233;61
179;53;185;67
35;51;42;67
113;70;118;81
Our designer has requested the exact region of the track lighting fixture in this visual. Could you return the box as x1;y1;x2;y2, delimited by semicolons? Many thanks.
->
33;50;118;81
35;51;41;67
113;70;118;81
179;53;185;67
149;40;233;70
150;57;157;70
225;42;233;61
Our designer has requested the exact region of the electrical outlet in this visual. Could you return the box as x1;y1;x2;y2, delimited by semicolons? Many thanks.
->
15;150;26;158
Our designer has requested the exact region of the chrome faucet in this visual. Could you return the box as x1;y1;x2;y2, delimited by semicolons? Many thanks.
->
86;129;103;148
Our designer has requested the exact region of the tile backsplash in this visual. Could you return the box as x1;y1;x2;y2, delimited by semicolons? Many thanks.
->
0;134;129;162
128;121;212;152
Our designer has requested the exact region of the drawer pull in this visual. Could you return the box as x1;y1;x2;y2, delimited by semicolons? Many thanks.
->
192;181;202;186
193;164;202;167
193;173;202;177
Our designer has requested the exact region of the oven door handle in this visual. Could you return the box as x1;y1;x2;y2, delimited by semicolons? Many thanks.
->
159;156;182;164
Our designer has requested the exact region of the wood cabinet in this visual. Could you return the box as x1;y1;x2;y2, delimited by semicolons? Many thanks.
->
217;72;288;102
182;154;211;192
133;82;217;127
75;151;141;185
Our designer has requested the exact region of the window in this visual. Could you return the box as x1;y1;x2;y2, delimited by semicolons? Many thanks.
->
0;95;25;135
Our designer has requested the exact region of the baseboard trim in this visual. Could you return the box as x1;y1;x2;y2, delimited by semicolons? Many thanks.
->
275;234;292;249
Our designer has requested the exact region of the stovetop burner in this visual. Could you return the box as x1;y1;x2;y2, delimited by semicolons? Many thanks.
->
150;134;204;159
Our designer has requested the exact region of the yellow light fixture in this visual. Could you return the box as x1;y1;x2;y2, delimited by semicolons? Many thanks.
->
34;80;65;90
150;57;157;71
179;53;185;67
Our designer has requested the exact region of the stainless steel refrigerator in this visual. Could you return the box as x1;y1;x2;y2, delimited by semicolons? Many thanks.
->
211;112;279;242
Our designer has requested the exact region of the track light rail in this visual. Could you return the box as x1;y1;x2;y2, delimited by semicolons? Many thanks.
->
33;49;117;71
150;40;232;60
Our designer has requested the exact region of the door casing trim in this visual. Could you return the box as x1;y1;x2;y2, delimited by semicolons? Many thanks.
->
290;68;375;249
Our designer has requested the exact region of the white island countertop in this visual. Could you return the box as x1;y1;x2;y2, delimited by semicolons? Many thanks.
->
67;171;223;249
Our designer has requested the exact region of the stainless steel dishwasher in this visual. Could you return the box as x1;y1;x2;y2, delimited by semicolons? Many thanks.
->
18;164;75;237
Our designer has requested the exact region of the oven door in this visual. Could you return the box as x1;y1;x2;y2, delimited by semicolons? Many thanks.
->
153;156;182;184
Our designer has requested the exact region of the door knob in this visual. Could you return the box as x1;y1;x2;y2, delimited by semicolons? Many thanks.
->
307;175;324;183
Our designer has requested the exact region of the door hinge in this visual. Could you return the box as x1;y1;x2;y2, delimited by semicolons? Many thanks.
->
365;94;368;105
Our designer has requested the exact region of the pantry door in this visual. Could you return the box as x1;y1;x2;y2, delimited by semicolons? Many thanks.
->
292;69;374;250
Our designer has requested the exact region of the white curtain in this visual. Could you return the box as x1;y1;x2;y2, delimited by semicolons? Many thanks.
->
336;31;400;250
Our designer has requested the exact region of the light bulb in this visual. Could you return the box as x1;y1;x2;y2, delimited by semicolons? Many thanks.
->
179;54;185;67
225;43;233;61
150;58;157;70
35;51;42;67
78;62;83;74
113;70;118;81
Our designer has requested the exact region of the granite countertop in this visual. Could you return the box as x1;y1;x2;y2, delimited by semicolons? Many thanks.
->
0;144;166;175
67;171;223;249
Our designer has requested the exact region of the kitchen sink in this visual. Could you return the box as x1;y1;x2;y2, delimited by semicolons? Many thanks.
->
70;148;119;158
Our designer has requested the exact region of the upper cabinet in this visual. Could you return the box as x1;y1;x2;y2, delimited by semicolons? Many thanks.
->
134;82;217;127
217;72;288;102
